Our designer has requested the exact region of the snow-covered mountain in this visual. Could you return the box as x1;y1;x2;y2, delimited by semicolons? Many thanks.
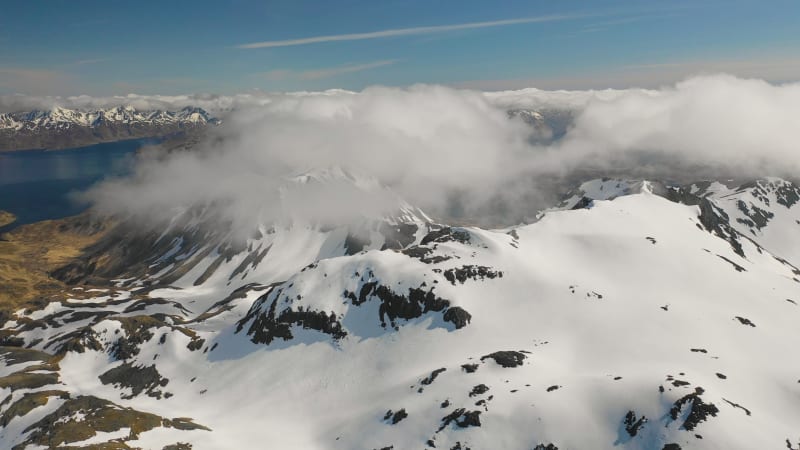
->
1;173;799;449
0;106;220;151
507;108;574;142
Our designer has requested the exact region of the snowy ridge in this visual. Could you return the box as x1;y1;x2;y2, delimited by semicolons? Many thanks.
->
1;177;799;449
688;178;800;265
540;178;649;216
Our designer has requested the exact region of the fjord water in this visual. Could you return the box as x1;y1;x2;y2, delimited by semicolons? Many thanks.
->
0;139;154;230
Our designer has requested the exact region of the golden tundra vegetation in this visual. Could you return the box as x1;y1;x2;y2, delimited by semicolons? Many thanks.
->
0;211;16;228
0;211;112;319
0;211;209;449
0;344;205;449
0;136;199;320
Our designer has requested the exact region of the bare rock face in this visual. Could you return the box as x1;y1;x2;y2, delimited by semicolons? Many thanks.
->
480;351;527;368
668;387;720;431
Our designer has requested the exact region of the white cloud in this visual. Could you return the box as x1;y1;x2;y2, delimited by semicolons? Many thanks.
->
549;74;800;173
237;15;586;49
83;84;529;232
64;74;800;231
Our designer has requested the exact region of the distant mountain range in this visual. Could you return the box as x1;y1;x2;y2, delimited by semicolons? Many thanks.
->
0;106;220;151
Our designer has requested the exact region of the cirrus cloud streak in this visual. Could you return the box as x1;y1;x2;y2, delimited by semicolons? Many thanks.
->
237;14;587;49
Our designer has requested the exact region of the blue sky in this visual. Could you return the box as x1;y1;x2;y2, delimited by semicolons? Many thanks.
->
1;0;798;95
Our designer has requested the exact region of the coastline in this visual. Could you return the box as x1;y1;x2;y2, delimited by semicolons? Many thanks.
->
0;138;155;231
0;132;176;153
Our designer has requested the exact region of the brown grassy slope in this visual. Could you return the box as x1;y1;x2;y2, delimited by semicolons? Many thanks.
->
0;211;16;228
0;213;110;318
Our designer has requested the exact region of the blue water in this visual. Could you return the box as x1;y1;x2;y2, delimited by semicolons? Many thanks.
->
0;139;155;231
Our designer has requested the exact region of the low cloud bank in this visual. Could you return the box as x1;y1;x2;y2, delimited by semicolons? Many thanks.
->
552;75;800;174
80;74;800;232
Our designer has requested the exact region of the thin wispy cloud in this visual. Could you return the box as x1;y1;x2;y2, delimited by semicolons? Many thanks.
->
577;15;648;34
301;60;398;80
69;18;109;28
261;60;399;81
238;14;587;49
70;58;110;66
